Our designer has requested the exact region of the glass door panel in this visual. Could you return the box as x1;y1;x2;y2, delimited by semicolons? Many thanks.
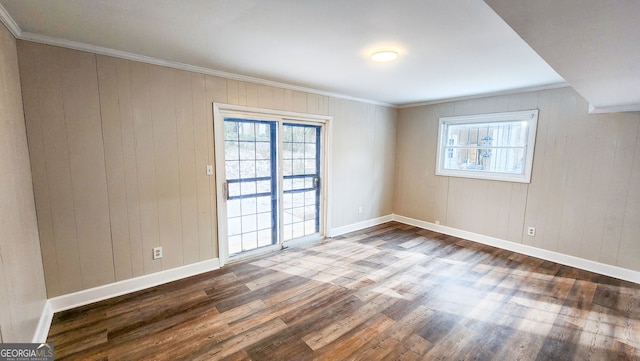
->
223;118;277;255
282;123;321;241
217;111;324;261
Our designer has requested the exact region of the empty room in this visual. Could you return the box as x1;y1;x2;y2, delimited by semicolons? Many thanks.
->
0;0;638;360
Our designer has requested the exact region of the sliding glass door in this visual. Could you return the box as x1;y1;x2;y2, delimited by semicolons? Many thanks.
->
223;119;278;253
214;107;326;263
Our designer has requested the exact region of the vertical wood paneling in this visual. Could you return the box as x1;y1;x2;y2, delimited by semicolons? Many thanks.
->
175;70;199;264
617;121;640;269
149;66;183;270
328;98;385;227
557;100;592;259
579;114;617;261
227;79;240;105
1;30;47;341
18;42;398;297
372;106;396;216
292;91;307;113
397;86;640;272
598;118;639;265
192;73;214;260
283;89;294;110
61;49;114;289
257;85;275;109
237;81;248;106
115;60;145;278
245;82;258;107
97;56;133;281
394;103;452;224
359;103;377;220
271;86;286;111
33;45;83;295
205;75;227;259
307;94;322;114
129;62;162;275
522;89;561;249
538;90;580;253
17;43;61;296
506;183;528;244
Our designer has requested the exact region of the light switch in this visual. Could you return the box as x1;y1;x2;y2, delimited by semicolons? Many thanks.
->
206;165;213;176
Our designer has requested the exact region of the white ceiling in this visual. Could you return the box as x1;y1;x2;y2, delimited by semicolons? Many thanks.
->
0;0;576;106
485;0;640;113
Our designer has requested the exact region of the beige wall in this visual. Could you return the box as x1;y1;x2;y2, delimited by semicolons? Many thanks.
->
17;41;398;297
0;25;47;341
395;87;640;272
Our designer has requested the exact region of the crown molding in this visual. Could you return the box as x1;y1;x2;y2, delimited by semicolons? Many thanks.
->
2;5;586;112
0;2;21;37
396;82;571;109
17;31;395;108
588;103;640;114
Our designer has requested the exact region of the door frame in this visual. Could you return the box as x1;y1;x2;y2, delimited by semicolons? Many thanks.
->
213;103;332;266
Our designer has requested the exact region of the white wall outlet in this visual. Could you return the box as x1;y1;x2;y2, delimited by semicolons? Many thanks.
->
206;165;213;176
358;206;363;214
153;246;163;259
527;227;536;237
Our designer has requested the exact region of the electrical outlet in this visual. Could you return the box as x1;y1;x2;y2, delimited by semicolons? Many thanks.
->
153;246;163;260
358;206;363;214
527;227;536;237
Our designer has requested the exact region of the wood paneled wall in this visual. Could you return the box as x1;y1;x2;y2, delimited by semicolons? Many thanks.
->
17;41;397;297
394;87;640;272
0;24;47;342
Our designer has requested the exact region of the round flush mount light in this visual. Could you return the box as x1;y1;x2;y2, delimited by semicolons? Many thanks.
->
370;48;399;62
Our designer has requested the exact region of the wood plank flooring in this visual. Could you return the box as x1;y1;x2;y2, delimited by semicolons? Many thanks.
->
48;222;640;360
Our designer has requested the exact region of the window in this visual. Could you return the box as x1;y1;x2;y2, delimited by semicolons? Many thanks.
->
436;109;538;183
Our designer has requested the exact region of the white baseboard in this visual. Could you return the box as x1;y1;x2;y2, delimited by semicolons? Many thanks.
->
32;258;219;342
32;301;53;343
392;214;640;284
48;258;220;313
32;213;639;343
328;214;393;237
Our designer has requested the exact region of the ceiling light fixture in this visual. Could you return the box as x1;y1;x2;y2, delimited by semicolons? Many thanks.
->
370;48;399;62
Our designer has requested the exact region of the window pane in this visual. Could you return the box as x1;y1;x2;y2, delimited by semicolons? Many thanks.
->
256;160;271;178
240;181;256;196
255;142;271;159
239;142;255;160
443;147;526;174
304;127;316;142
437;110;538;183
445;121;528;148
226;161;239;180
255;123;270;141
225;141;239;160
239;123;255;141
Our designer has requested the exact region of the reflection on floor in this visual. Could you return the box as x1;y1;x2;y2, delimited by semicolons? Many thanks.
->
48;222;640;360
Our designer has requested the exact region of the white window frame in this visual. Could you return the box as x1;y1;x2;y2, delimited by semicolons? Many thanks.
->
435;109;539;183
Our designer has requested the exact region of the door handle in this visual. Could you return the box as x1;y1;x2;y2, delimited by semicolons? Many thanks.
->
224;182;230;200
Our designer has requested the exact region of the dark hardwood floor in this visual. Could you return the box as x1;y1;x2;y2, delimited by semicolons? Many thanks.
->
48;222;640;360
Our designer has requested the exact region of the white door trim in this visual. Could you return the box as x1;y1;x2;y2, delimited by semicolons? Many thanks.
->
212;103;332;266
